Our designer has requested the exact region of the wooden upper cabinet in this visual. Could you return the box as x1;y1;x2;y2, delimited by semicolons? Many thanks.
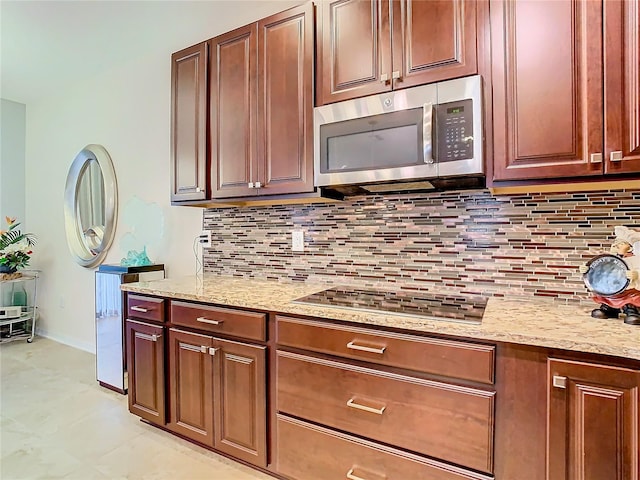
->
547;358;640;480
257;4;315;196
391;0;477;90
604;0;640;174
317;0;392;104
170;43;208;202
491;0;604;182
210;2;314;199
491;0;640;183
316;0;478;105
210;24;257;199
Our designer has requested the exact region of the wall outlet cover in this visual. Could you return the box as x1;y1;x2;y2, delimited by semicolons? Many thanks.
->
292;230;304;252
199;231;212;248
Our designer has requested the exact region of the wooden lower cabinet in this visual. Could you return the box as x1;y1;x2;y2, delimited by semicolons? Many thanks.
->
276;414;492;480
277;350;495;474
167;328;267;467
547;358;640;480
125;319;166;425
168;328;214;446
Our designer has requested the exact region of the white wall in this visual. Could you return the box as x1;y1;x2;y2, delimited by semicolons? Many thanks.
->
23;0;298;352
0;99;26;225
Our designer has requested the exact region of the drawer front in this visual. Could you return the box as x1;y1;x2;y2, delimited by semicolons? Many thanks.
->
277;351;495;474
171;301;266;341
276;316;495;384
127;294;165;323
277;415;493;480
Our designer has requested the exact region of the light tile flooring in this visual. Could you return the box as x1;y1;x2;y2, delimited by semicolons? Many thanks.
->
1;337;273;480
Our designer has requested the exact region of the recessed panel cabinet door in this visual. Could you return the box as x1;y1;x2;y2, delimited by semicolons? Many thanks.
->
213;338;267;468
547;358;640;480
604;0;640;174
170;43;208;202
317;0;392;105
210;24;257;198
391;0;477;90
167;328;214;447
126;320;165;425
257;3;315;196
491;0;604;181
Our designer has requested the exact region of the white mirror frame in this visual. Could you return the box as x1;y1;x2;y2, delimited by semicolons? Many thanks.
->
64;144;118;268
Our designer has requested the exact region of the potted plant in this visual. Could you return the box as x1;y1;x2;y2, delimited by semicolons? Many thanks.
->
0;217;37;277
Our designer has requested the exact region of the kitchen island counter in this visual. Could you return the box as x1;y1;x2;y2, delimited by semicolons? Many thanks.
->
122;275;640;361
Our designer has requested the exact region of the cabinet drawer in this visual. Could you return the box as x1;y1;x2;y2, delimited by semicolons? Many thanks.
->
277;351;494;474
127;294;165;323
276;316;495;384
277;415;492;480
171;301;266;341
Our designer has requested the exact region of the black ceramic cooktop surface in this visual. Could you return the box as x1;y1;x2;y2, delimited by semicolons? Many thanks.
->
293;287;487;324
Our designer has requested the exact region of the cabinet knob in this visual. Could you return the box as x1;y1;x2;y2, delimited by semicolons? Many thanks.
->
590;153;602;163
610;151;623;162
380;73;389;83
552;375;567;389
392;70;401;80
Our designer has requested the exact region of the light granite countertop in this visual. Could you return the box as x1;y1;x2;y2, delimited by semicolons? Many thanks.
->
122;275;640;361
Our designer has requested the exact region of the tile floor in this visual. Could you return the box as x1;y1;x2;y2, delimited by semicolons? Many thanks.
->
1;337;273;480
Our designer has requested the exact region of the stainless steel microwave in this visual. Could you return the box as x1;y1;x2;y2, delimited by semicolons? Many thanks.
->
313;75;483;191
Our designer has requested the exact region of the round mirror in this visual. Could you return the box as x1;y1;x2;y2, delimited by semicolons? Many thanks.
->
64;144;118;268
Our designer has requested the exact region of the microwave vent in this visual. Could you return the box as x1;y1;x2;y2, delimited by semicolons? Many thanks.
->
362;181;435;193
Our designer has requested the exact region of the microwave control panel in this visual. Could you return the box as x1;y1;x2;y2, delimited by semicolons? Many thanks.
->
435;99;473;163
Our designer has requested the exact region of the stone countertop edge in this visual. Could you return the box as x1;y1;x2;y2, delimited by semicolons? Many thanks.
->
121;275;640;361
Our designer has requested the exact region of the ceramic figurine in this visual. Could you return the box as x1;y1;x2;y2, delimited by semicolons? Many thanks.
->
579;226;640;325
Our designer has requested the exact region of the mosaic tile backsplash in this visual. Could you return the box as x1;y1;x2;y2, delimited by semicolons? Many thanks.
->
203;188;640;305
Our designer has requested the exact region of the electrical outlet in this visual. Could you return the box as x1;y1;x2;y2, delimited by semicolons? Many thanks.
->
199;231;212;248
291;230;304;252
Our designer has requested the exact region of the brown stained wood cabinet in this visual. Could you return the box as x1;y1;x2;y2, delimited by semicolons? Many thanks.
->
275;316;495;479
316;0;478;105
490;0;640;183
170;43;209;202
125;319;166;425
209;2;314;199
547;358;640;480
167;328;267;468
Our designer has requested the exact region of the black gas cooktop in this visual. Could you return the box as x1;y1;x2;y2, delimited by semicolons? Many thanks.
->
293;287;487;324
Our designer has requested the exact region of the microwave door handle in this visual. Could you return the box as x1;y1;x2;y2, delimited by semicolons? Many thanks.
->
423;102;434;164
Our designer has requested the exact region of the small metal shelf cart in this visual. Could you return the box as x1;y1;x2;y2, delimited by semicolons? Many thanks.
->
0;270;39;343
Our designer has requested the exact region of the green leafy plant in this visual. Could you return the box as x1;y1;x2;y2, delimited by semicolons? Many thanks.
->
0;217;37;270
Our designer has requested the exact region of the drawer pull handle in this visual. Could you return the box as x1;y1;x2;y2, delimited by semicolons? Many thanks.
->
131;306;149;313
196;317;224;325
346;469;366;480
346;341;386;355
347;398;386;415
346;468;386;480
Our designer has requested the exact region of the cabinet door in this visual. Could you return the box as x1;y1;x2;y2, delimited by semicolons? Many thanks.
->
125;320;165;424
210;24;257;198
391;0;477;90
548;358;640;480
603;0;640;174
170;43;208;202
257;2;314;195
317;0;392;105
167;328;214;447
213;337;267;467
491;0;604;181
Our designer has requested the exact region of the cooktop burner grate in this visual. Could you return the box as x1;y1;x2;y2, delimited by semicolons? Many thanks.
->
293;287;487;324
